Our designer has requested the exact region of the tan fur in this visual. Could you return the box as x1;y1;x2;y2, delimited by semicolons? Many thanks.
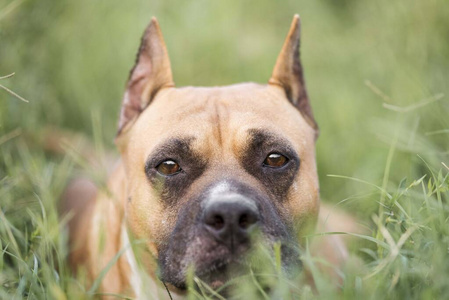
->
62;15;356;299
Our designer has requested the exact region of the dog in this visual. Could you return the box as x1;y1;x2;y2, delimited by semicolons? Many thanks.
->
62;15;352;299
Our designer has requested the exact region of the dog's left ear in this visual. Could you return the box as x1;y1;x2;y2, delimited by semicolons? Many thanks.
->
117;17;174;136
269;15;318;135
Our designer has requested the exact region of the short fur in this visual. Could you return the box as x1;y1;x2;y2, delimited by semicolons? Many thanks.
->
63;15;352;299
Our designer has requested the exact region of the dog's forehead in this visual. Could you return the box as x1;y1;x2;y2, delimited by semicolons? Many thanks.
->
128;82;315;158
154;82;285;115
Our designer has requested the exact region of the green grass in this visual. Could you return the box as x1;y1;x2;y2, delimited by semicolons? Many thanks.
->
1;0;448;298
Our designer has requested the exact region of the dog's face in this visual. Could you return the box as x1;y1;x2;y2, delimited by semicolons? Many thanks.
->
115;16;319;290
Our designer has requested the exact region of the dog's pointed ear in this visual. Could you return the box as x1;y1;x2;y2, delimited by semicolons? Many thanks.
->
269;15;318;136
117;17;174;135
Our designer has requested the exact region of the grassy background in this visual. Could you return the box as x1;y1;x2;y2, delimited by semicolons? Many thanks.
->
1;0;448;299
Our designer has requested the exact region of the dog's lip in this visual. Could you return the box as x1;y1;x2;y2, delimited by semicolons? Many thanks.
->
193;256;249;287
209;279;226;290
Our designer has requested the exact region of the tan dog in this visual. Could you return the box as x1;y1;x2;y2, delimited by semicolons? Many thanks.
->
63;15;350;298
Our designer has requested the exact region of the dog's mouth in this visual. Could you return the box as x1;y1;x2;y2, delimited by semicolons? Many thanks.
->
195;254;253;286
159;258;245;294
160;240;302;295
196;258;246;290
161;250;251;291
164;256;254;297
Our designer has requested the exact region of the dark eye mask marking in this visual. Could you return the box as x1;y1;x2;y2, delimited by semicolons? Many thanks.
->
145;136;207;206
240;128;300;200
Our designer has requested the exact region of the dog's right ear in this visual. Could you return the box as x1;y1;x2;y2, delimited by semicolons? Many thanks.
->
117;17;174;136
269;15;318;138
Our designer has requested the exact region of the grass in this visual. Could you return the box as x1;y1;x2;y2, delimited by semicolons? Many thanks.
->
1;0;449;298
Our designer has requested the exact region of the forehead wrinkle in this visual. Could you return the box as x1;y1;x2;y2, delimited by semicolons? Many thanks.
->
213;101;223;147
209;98;232;150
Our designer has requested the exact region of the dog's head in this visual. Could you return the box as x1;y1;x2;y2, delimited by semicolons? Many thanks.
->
115;15;319;291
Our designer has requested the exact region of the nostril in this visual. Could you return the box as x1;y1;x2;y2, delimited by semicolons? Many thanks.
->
239;213;249;229
207;214;225;230
239;212;257;229
213;215;224;230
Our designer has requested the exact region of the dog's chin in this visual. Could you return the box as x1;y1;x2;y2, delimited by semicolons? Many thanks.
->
161;256;249;292
160;240;302;292
196;257;249;289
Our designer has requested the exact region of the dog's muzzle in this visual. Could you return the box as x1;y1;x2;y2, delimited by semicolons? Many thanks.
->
158;180;300;290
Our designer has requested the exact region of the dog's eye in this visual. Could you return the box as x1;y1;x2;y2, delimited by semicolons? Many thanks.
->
263;153;289;168
156;160;182;176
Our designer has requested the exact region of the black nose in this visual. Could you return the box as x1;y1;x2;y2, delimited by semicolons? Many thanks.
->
202;195;260;250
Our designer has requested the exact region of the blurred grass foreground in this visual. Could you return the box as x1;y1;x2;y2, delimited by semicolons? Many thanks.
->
1;0;449;299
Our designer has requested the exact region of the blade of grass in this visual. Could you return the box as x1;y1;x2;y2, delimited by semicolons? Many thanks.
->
376;118;399;259
87;244;130;295
0;128;22;146
0;0;24;20
327;175;392;200
382;93;444;113
0;83;29;102
0;72;15;80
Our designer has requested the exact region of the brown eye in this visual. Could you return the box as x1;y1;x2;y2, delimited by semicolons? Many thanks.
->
263;153;288;168
156;160;181;176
